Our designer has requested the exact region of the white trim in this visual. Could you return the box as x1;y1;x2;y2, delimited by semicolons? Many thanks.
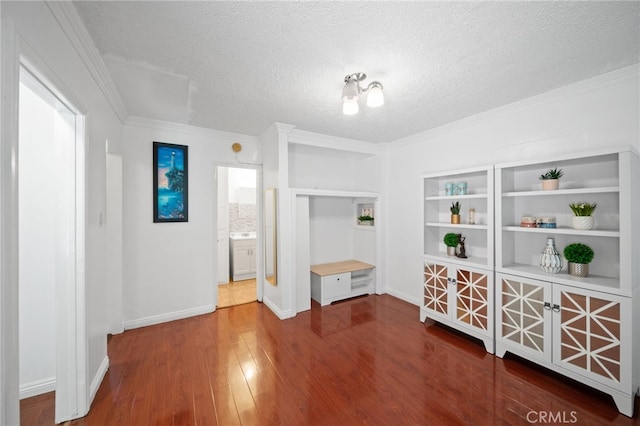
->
262;296;296;320
45;1;128;122
292;188;380;199
16;46;88;423
89;356;109;404
389;64;640;149
123;304;214;330
0;18;21;426
19;377;56;400
288;128;382;155
126;115;259;145
494;144;637;170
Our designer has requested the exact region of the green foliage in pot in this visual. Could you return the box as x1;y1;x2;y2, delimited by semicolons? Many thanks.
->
569;202;597;216
443;233;460;248
563;243;594;264
450;201;461;215
539;168;564;180
358;215;374;222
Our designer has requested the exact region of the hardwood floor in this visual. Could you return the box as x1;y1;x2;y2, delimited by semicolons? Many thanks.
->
217;279;257;308
21;295;639;425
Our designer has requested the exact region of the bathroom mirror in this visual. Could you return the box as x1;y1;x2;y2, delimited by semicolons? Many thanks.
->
264;188;277;286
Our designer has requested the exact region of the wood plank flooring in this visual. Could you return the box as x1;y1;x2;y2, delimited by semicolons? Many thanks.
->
21;295;639;425
217;279;256;309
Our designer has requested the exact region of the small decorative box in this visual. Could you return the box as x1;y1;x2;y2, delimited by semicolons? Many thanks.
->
539;216;557;228
520;216;538;228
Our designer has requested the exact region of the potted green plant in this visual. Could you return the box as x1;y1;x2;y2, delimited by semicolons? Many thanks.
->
563;243;594;277
569;202;596;230
539;167;564;190
450;202;461;224
443;233;460;256
357;215;374;226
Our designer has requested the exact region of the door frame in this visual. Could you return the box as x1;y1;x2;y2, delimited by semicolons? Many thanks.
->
213;162;263;307
0;31;88;423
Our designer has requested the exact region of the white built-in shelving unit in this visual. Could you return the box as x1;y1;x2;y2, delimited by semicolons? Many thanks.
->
420;166;495;353
494;147;638;417
419;147;638;417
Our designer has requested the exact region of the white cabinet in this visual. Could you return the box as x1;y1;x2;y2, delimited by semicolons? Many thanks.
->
420;166;494;353
230;237;256;281
310;260;375;306
494;147;639;417
421;260;494;353
496;273;632;415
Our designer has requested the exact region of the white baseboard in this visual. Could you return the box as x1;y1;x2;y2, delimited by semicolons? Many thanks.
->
20;377;55;399
90;356;109;404
385;287;420;306
123;304;214;330
262;296;295;319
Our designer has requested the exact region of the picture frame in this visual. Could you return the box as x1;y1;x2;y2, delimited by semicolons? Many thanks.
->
153;141;188;222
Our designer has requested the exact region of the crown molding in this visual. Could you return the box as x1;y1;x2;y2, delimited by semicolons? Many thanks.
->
45;1;129;123
288;128;383;155
389;64;640;149
125;115;259;145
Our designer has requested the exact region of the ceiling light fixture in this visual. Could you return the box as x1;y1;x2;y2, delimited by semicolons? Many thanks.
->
341;72;384;115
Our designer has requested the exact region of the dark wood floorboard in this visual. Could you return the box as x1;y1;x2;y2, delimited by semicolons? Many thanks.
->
20;295;639;425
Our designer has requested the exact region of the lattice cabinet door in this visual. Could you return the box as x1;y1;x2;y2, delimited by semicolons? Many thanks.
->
423;261;449;321
495;274;552;362
452;265;493;336
552;285;631;391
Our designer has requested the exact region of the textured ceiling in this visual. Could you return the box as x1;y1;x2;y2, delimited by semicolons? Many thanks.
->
73;1;639;144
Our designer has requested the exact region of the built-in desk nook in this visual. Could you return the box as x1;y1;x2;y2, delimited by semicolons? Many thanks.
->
310;260;375;306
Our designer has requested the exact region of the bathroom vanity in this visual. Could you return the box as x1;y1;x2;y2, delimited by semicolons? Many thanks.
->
230;232;257;281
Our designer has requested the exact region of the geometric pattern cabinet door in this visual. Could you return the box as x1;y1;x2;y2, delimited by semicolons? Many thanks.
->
453;266;492;336
422;260;494;354
552;285;630;392
496;274;551;362
423;261;448;320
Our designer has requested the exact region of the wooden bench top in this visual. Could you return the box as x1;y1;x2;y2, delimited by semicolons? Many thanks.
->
310;260;375;277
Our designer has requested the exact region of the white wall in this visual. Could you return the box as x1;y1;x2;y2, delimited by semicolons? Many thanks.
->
18;82;57;397
309;197;355;264
122;119;260;327
384;65;640;304
2;1;125;420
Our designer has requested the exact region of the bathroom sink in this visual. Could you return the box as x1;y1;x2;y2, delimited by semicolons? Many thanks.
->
230;231;256;240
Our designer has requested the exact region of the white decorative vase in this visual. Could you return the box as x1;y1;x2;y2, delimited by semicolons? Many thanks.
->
572;216;594;230
447;246;456;256
539;238;562;274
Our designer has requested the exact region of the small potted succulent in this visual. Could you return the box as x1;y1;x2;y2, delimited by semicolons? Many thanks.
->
539;168;564;190
563;243;594;277
443;233;460;256
569;202;596;230
450;201;461;224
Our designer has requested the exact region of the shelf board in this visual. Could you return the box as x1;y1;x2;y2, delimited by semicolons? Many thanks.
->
502;226;619;237
425;194;488;201
426;222;488;230
502;186;619;197
423;254;489;270
497;264;626;295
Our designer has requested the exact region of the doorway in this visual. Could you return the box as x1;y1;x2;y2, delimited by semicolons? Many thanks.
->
17;62;87;423
216;166;258;308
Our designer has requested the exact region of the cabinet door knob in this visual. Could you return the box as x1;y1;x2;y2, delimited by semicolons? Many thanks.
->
552;304;561;312
543;302;551;310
